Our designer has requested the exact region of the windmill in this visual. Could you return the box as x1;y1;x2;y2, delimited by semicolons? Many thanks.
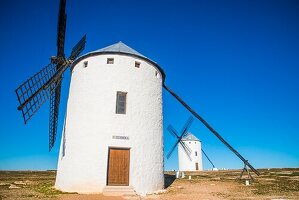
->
15;0;259;183
168;117;215;171
15;0;86;151
167;116;194;160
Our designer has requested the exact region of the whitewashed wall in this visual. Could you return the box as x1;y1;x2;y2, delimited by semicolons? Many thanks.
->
178;140;203;171
55;54;164;196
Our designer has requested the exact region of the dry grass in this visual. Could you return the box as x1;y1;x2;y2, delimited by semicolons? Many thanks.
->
146;168;299;200
0;168;298;200
0;171;66;199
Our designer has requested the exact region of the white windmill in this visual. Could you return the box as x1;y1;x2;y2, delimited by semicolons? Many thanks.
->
15;0;260;196
178;132;203;171
167;117;203;171
54;41;165;195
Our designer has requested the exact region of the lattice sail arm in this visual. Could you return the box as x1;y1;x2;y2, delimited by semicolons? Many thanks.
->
166;117;194;159
166;139;181;159
69;34;86;61
57;0;67;57
49;80;62;151
167;125;180;138
180;116;194;137
15;63;57;123
180;141;192;155
180;141;192;161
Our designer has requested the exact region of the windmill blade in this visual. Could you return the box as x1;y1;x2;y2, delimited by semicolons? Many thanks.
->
166;139;181;159
57;0;67;57
202;149;215;168
15;60;70;123
180;141;192;161
51;0;68;149
15;63;57;123
180;116;194;138
69;34;86;61
49;80;62;151
180;141;192;155
167;125;180;139
163;84;260;176
15;0;68;124
48;21;87;152
167;117;194;159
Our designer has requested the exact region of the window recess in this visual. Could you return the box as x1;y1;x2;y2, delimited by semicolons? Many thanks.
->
116;92;127;114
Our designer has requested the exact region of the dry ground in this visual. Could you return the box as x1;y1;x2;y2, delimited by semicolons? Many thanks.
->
0;168;298;200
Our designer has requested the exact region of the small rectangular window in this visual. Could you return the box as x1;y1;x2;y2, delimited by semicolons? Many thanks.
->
195;151;197;156
107;58;114;64
135;61;140;68
116;92;127;114
83;61;88;68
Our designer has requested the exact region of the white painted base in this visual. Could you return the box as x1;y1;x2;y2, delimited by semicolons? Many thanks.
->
55;53;164;196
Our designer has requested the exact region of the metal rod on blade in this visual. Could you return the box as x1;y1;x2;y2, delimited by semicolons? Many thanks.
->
163;83;260;176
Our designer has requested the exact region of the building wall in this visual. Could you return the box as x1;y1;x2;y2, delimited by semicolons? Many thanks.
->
178;140;203;171
55;54;164;195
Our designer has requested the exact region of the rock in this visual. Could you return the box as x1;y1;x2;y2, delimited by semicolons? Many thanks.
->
14;181;27;185
9;184;20;189
153;189;166;194
123;196;140;200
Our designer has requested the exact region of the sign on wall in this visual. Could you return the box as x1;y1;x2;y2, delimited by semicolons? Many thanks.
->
112;135;130;140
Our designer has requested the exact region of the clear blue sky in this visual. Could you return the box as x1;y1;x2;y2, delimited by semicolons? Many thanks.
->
0;0;298;171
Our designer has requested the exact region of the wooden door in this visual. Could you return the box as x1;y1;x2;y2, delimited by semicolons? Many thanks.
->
195;162;199;170
107;148;130;186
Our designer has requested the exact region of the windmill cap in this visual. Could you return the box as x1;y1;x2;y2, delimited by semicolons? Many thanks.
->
182;132;200;141
71;41;165;81
93;41;145;58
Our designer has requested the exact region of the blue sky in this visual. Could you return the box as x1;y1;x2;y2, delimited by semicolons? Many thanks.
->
0;0;298;171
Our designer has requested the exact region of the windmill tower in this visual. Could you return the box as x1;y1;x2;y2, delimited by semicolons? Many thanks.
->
54;42;165;195
15;2;261;197
178;132;203;171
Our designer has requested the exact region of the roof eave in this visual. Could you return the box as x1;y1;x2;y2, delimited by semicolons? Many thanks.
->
71;51;166;82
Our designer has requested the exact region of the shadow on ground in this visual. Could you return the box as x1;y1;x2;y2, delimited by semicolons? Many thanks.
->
164;174;176;189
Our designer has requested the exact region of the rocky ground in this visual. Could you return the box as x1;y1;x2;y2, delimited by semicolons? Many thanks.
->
0;168;298;200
